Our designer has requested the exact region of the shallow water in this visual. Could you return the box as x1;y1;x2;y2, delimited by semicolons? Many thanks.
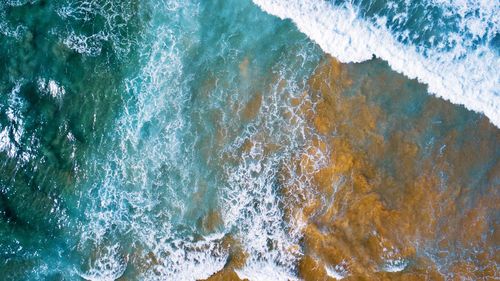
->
254;0;500;127
0;0;498;280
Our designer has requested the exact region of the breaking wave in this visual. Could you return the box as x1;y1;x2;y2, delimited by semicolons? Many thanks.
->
253;0;500;127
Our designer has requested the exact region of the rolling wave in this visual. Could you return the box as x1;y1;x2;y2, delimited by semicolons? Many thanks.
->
253;0;500;127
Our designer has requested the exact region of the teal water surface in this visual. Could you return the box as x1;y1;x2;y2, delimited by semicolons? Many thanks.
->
1;0;322;279
0;0;498;280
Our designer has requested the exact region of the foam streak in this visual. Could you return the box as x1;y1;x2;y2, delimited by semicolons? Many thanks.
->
252;0;500;127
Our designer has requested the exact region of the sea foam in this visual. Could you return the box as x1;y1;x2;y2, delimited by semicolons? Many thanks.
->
252;0;500;128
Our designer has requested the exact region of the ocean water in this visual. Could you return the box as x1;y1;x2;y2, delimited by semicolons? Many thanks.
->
254;0;500;127
0;0;498;280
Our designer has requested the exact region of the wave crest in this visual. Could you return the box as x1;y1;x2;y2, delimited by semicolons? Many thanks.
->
253;0;500;127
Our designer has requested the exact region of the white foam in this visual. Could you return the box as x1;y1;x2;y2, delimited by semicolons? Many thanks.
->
37;78;66;99
325;260;349;280
379;247;409;273
74;2;233;280
221;53;326;281
0;128;14;158
252;0;500;128
63;32;106;56
57;1;138;57
74;1;326;280
79;244;128;281
235;262;299;281
0;2;27;39
0;82;34;162
325;266;346;280
381;258;408;273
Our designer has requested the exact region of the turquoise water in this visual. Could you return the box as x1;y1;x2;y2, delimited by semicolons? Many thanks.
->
0;0;498;280
1;1;320;279
254;0;500;126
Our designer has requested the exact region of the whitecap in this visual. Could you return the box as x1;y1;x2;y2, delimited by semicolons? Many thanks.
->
252;0;500;127
325;261;349;280
381;258;409;273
